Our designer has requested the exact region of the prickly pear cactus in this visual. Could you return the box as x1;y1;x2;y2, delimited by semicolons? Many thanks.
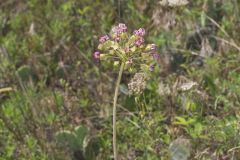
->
56;125;99;160
16;65;36;82
56;125;88;151
75;125;88;147
84;137;101;160
56;130;79;151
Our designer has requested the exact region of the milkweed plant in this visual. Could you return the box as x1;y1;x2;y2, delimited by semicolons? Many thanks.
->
93;23;160;160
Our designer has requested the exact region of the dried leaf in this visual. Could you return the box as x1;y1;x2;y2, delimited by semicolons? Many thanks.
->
178;81;198;91
169;138;191;160
159;0;189;7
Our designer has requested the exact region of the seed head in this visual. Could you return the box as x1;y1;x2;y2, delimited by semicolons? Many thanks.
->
128;73;147;95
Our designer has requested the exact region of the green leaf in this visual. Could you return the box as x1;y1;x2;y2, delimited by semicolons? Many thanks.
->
174;116;188;126
174;117;196;126
120;84;129;95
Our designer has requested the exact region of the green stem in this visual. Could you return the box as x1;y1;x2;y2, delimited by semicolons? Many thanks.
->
113;62;125;160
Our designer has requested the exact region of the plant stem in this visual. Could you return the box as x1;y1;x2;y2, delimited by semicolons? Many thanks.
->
113;62;125;160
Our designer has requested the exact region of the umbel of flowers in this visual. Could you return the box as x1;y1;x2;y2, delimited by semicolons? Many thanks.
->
93;23;159;160
94;23;159;72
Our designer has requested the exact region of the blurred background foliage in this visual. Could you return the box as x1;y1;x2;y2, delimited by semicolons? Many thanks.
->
0;0;240;159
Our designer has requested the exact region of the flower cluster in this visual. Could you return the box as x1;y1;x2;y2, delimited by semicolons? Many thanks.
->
133;28;145;46
133;28;145;36
128;72;147;95
99;35;109;43
110;23;128;42
94;23;160;72
112;23;128;33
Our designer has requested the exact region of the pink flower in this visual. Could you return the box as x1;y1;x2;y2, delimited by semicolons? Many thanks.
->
133;28;145;37
93;51;100;59
135;37;144;46
118;23;127;32
126;58;133;64
152;53;160;60
112;23;128;35
149;64;155;72
99;35;109;43
138;28;145;36
133;30;138;35
112;26;119;34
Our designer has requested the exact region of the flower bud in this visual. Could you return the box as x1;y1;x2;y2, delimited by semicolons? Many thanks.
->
100;54;108;60
114;36;121;42
152;53;160;60
93;51;100;59
150;44;157;51
145;44;157;52
114;61;119;66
